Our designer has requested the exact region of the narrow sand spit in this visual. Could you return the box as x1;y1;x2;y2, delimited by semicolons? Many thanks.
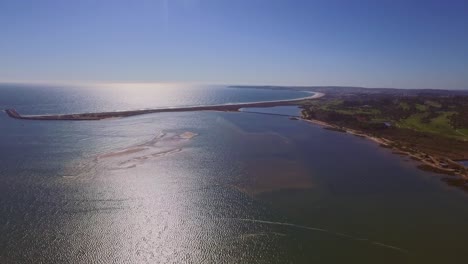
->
4;92;325;121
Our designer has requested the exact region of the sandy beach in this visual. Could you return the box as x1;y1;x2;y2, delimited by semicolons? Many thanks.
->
300;118;468;181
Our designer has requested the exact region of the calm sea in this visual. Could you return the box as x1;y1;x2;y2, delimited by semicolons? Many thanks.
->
1;83;468;263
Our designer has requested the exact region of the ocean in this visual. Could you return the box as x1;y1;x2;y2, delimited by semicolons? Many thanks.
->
1;83;468;263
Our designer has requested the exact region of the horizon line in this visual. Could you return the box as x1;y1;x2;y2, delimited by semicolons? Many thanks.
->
0;80;467;91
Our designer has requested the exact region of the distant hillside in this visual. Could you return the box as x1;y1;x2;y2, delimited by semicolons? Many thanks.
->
230;85;468;97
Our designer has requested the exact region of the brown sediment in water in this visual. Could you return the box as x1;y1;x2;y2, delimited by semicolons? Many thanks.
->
234;159;314;196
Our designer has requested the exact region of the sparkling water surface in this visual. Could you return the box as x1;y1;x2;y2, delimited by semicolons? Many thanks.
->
1;83;468;263
0;83;310;114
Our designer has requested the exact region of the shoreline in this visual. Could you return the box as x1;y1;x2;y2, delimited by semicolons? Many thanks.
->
5;86;466;190
3;92;324;121
300;117;468;184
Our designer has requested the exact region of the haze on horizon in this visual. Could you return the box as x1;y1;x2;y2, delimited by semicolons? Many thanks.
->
1;0;467;90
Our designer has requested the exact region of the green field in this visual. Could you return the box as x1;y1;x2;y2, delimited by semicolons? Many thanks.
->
397;112;467;140
304;97;468;142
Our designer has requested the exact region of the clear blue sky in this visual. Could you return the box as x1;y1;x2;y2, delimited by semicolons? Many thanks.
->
1;0;467;89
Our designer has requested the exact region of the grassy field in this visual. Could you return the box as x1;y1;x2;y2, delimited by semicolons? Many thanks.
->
398;112;467;141
302;96;468;142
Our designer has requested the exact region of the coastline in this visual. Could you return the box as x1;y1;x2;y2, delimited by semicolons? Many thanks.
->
4;85;466;190
300;117;468;185
3;92;324;121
